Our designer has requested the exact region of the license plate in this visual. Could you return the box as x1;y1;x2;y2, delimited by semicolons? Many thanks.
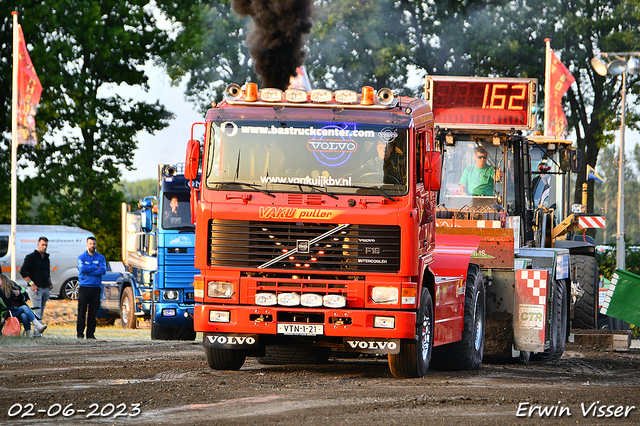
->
277;323;324;336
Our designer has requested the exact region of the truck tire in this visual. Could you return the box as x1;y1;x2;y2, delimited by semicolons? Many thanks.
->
120;287;137;329
257;345;330;365
62;278;80;300
598;315;631;331
152;323;197;340
571;255;598;329
96;317;116;326
553;279;569;359
388;287;433;378
151;321;172;340
205;347;247;370
431;264;485;370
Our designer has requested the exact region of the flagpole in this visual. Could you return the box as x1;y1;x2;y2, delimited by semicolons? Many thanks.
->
11;11;19;282
544;38;551;137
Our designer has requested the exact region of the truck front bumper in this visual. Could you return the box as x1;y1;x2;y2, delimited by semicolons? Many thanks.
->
194;304;417;339
153;302;195;328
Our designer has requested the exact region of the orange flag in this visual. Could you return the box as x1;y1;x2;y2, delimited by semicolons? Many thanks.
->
547;50;575;137
16;25;43;146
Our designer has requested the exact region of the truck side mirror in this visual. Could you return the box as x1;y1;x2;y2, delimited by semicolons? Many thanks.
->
559;148;571;172
570;148;581;173
139;197;154;233
424;151;442;191
185;139;200;181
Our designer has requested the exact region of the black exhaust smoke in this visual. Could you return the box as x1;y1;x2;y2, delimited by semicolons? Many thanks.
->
231;0;313;90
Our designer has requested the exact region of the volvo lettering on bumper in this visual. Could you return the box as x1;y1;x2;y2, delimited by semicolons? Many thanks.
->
203;334;259;348
343;338;401;354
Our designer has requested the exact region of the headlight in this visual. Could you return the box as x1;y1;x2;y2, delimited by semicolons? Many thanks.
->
572;203;586;214
277;292;301;306
300;293;323;307
323;294;347;308
162;308;177;317
209;311;230;322
374;316;395;328
371;287;399;304
163;290;180;301
255;293;277;306
207;281;234;298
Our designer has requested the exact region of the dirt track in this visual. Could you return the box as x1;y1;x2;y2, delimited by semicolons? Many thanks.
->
1;334;639;426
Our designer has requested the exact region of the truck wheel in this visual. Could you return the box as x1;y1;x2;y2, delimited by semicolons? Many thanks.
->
96;317;116;326
151;317;197;340
431;264;485;370
257;345;330;365
205;347;247;370
388;287;433;378
120;287;137;329
62;278;80;300
553;279;569;359
151;321;171;340
599;316;630;331
571;255;598;329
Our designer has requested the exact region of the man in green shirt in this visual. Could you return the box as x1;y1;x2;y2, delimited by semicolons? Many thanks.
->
459;146;501;196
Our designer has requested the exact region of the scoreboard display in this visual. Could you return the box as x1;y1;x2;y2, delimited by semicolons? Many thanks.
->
424;76;537;130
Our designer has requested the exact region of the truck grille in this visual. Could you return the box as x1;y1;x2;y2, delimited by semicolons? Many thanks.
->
161;247;198;288
209;220;400;273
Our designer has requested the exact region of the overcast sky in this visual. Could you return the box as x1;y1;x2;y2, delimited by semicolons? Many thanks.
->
119;64;204;182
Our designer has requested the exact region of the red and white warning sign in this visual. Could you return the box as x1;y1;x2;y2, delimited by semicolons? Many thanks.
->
514;269;549;352
578;216;606;228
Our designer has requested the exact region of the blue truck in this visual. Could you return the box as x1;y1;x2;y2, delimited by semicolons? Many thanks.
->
121;164;198;339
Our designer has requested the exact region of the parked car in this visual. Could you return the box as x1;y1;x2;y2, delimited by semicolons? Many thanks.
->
0;225;93;299
96;262;152;328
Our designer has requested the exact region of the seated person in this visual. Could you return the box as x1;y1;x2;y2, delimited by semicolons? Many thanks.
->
459;146;501;196
163;196;189;226
355;139;405;184
0;274;47;337
532;161;552;207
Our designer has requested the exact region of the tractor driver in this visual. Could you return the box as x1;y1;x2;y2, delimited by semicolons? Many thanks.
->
459;145;502;196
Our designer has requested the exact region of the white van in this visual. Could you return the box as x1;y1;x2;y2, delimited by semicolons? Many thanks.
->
0;225;94;299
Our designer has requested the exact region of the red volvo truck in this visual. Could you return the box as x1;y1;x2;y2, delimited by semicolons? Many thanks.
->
184;78;585;377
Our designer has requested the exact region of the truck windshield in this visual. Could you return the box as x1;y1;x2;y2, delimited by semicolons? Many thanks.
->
162;193;193;230
205;121;408;196
529;146;558;210
440;140;503;210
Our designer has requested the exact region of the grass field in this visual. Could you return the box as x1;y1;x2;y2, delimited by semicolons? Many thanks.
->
44;324;154;340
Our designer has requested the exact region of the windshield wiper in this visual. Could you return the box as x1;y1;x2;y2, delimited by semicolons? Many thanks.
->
296;183;339;200
329;184;396;201
214;181;276;198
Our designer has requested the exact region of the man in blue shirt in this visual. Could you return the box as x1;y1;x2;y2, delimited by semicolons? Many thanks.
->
76;236;106;339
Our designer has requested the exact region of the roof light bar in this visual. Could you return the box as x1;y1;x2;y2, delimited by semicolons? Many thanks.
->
361;86;374;105
335;89;358;104
245;82;258;102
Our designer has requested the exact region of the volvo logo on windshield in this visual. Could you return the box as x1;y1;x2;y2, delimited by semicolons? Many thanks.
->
378;128;398;142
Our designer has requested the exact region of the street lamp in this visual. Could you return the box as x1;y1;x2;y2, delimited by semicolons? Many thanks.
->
590;51;640;270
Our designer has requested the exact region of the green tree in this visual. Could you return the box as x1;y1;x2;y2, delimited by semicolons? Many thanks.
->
1;1;174;259
592;146;640;245
121;178;157;204
156;0;257;111
308;0;409;91
407;0;640;214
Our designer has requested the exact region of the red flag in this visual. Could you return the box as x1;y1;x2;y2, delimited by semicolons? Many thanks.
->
547;50;575;137
16;25;43;146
